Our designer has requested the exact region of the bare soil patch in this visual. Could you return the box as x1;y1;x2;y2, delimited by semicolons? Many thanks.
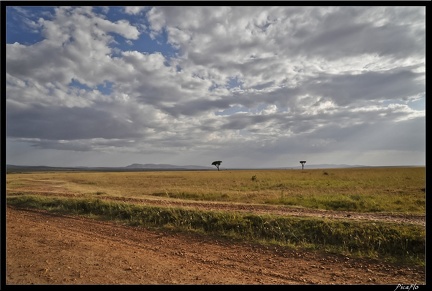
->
6;204;425;285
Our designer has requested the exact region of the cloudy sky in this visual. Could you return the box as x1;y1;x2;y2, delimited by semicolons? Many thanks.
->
5;5;426;169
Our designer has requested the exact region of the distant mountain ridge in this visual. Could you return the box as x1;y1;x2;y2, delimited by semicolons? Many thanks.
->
288;164;368;169
5;163;214;172
125;163;213;169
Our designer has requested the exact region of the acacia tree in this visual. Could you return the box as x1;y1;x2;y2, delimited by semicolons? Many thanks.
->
212;161;222;171
300;160;306;170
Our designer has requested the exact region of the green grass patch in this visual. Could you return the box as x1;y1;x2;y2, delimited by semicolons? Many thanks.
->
7;195;425;266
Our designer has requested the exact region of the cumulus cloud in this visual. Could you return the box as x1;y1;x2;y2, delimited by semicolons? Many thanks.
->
124;6;147;15
5;5;425;167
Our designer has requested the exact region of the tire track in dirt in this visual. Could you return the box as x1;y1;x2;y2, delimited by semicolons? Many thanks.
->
6;206;425;285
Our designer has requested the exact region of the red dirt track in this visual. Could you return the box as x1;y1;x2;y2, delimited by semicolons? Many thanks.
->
6;203;425;285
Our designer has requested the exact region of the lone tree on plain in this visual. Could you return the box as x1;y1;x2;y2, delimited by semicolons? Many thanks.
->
300;160;306;170
212;161;222;171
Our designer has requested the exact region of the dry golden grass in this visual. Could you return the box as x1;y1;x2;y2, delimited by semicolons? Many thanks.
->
6;167;425;214
6;167;426;265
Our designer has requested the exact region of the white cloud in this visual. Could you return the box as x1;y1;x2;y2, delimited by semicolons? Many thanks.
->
124;6;146;15
5;5;425;168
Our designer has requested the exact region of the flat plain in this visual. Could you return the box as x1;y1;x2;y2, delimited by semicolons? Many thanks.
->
5;167;426;285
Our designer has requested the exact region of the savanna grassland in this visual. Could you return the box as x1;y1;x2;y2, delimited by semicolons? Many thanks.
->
7;167;425;213
6;167;425;268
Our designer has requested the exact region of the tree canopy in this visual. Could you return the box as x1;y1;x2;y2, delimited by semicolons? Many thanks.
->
212;161;222;171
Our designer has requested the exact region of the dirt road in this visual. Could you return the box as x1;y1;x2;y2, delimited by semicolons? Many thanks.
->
5;205;425;285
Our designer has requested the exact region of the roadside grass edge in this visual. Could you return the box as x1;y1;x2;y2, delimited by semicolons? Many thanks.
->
6;195;425;266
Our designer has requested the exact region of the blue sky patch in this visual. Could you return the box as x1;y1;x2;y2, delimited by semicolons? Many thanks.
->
6;6;55;45
97;81;114;96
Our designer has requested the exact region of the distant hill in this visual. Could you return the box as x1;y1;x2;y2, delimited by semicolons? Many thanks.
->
125;163;213;170
288;164;369;169
6;163;213;172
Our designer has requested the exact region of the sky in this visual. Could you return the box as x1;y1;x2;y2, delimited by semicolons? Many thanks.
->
4;5;426;169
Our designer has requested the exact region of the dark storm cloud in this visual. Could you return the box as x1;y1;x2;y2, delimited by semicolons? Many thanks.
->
30;140;94;151
306;67;424;105
221;114;274;130
297;9;425;60
161;98;233;117
6;103;143;140
27;137;145;152
288;114;424;155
